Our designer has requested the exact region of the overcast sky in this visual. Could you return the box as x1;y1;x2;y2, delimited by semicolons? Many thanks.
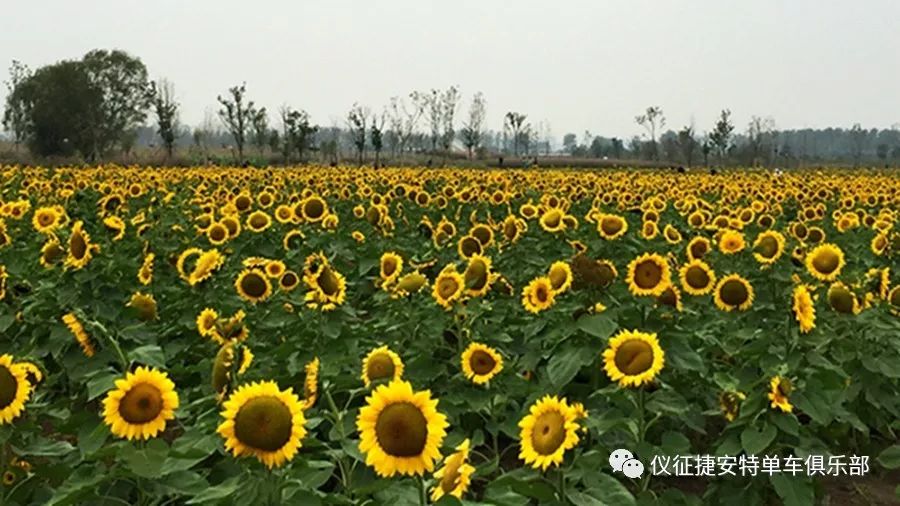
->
2;0;899;140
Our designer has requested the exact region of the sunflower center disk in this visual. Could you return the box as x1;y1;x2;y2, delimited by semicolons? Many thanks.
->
242;273;267;298
0;366;18;409
374;402;428;457
317;268;339;296
234;396;294;452
812;252;839;273
602;219;622;235
829;289;855;313
366;354;396;381
755;237;777;257
720;280;748;306
635;261;662;289
438;278;459;298
686;267;709;288
470;351;497;375
70;233;87;259
531;411;566;455
119;383;164;424
614;339;654;375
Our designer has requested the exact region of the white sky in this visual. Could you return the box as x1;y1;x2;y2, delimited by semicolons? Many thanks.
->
2;0;899;139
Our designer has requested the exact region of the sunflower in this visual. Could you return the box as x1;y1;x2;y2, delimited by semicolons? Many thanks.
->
206;222;229;245
433;265;465;309
718;230;745;255
431;439;475;501
62;312;95;357
176;247;203;282
752;230;785;265
0;266;6;301
127;292;158;321
460;343;503;385
40;236;65;268
212;310;249;343
32;206;62;234
212;342;254;396
457;235;482;259
188;249;225;286
686;236;711;261
102;367;179;440
719;390;746;422
299;195;328;222
356;380;448;477
392;272;428;298
827;282;860;314
602;329;665;388
663;224;683;244
597;214;628;240
65;220;99;270
767;376;793;413
888;286;900;315
361;346;404;387
463;254;494;297
196;308;219;339
138;252;154;285
518;396;581;470
713;274;755;312
626;253;671;297
303;357;320;409
246;210;272;233
235;269;272;304
792;285;816;333
805;243;845;282
304;262;347;311
0;355;32;425
871;233;888;256
264;260;286;279
539;208;566;233
279;270;300;292
380;252;404;287
656;285;683;312
641;221;659;240
547;261;573;294
218;381;307;469
283;229;305;251
679;259;716;296
521;277;556;313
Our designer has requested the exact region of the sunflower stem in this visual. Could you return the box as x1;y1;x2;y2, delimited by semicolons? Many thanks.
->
556;467;567;501
636;388;651;493
417;475;427;506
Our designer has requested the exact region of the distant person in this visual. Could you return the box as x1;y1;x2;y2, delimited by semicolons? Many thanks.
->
498;156;504;167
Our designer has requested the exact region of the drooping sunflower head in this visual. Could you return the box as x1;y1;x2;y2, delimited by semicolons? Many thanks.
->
602;329;665;388
212;341;252;396
767;376;793;413
827;282;860;315
356;380;449;478
547;261;573;294
460;343;503;385
805;243;845;282
235;268;272;304
714;274;755;312
102;366;179;440
462;254;494;297
888;286;900;315
0;355;32;425
361;346;404;387
521;276;556;314
127;292;158;321
718;390;746;422
380;252;404;285
679;259;716;296
430;439;475;501
792;284;816;332
303;357;320;409
626;253;671;297
217;381;307;469
518;395;581;470
62;312;95;357
196;308;220;340
752;230;785;265
65;220;98;270
40;237;65;268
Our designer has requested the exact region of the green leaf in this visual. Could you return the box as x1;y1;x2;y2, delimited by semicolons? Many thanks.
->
577;314;617;339
121;439;169;478
85;370;117;401
186;476;242;504
130;344;166;368
77;419;109;458
876;445;900;469
46;466;106;506
568;490;604;506
16;437;75;457
547;345;591;389
741;423;777;455
769;474;814;506
296;460;335;489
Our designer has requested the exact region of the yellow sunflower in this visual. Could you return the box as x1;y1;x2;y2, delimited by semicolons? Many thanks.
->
460;343;503;385
102;367;179;440
392;272;429;298
217;381;307;469
547;261;573;294
380;252;404;287
196;308;219;340
264;260;286;279
303;357;320;409
32;206;62;234
805;243;845;282
718;229;745;255
65;220;99;270
0;355;32;425
522;277;556;314
767;376;793;413
138;252;154;285
719;390;746;422
361;346;404;387
235;269;272;304
626;253;671;297
188;249;225;286
356;379;448;477
176;247;203;282
127;292;158;321
246;210;272;233
827;282;860;314
304;262;347;311
279;271;300;292
752;230;786;265
686;236;711;261
518;395;581;470
602;329;665;388
792;285;816;333
539;208;566;233
62;312;95;357
430;439;475;501
597;214;628;240
206;222;229;245
212;342;253;396
463;254;494;297
713;274;755;312
433;265;465;309
40;236;65;268
679;259;716;296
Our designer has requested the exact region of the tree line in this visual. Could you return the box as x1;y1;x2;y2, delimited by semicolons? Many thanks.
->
3;50;899;167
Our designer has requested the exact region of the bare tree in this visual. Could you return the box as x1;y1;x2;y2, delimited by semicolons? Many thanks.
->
150;79;179;160
460;92;486;158
849;123;866;167
371;111;386;167
747;116;776;166
418;89;442;153
347;102;369;164
217;83;257;161
388;94;424;156
635;106;665;160
504;112;528;156
709;109;735;164
676;125;697;167
2;60;32;151
440;86;460;152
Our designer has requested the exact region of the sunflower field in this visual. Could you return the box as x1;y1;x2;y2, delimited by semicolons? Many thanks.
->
0;165;899;506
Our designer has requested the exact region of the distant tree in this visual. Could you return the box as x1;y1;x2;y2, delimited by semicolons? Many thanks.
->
347;102;369;164
610;137;624;159
440;86;460;153
417;89;442;152
876;143;889;166
371;112;385;167
251;107;269;155
280;106;317;163
2;60;32;151
150;79;179;160
701;137;712;166
660;131;679;161
627;136;643;158
217;83;257;161
589;136;604;158
676;125;697;166
849;123;866;167
81;49;153;157
709;109;735;164
562;133;577;154
387;94;424;156
747;116;776;166
460;92;486;159
635;106;665;160
504;112;528;156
